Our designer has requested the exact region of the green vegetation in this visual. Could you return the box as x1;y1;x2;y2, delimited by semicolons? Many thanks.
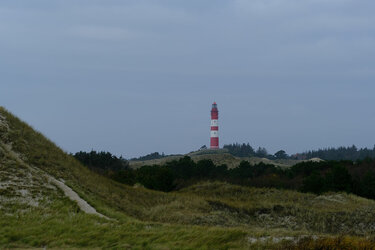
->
129;151;298;170
130;152;167;161
2;106;375;249
0;107;248;249
129;144;297;168
223;143;270;158
112;155;375;201
73;150;129;174
224;142;375;161
294;145;375;161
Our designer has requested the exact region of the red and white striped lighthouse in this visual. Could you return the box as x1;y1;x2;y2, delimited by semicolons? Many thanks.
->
210;102;219;149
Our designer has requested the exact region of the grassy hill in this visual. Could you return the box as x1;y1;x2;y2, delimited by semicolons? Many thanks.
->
129;149;302;169
1;106;375;249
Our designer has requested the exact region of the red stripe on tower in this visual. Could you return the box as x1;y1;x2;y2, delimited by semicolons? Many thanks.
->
210;102;219;149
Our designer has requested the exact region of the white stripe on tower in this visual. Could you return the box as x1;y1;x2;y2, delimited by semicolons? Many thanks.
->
210;131;218;137
211;119;218;126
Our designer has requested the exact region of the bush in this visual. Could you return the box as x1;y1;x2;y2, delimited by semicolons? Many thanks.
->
301;172;325;194
324;165;352;192
136;166;175;192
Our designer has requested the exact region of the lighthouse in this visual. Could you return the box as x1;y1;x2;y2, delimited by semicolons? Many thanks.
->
210;102;219;149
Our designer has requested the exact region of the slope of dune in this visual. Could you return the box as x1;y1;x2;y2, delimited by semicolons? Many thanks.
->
1;106;375;249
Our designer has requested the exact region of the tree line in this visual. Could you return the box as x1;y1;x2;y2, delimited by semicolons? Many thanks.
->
223;143;287;159
73;151;129;174
224;143;375;161
293;145;375;161
130;152;166;161
74;151;375;200
107;143;375;162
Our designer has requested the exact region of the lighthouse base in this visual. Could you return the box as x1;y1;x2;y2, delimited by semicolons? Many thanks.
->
210;138;219;149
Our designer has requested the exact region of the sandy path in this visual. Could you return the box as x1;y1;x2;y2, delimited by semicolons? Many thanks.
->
0;118;109;220
47;176;109;219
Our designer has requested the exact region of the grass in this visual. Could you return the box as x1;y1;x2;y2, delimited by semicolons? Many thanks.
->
0;197;250;249
177;182;375;234
129;151;301;169
280;236;375;249
1;106;375;249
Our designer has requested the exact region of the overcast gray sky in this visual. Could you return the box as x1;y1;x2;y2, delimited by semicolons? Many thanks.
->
1;0;375;158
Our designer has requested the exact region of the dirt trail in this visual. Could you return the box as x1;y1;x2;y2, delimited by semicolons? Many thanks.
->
0;114;110;220
47;175;109;219
2;141;109;219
